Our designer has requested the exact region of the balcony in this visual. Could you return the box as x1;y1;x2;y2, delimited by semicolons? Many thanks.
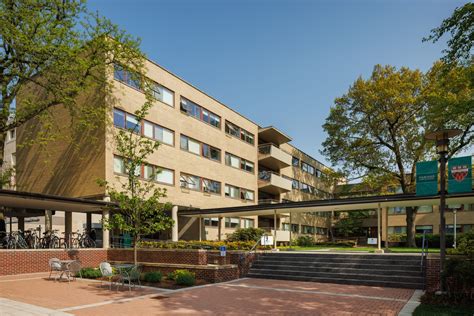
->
258;144;292;170
258;171;292;195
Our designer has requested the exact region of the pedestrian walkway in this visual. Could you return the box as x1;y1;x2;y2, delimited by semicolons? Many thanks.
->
0;273;417;315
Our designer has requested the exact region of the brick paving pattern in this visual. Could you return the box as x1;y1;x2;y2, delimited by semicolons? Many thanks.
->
0;273;414;315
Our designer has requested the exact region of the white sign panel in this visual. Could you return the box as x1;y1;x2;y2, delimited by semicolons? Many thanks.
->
261;235;274;246
367;238;377;245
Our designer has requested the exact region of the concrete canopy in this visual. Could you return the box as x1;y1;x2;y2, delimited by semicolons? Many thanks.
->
179;192;474;217
0;189;115;215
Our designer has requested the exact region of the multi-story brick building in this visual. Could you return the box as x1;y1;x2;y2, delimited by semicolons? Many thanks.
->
12;57;331;242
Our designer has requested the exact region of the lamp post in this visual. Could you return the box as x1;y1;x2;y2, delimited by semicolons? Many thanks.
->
425;129;462;293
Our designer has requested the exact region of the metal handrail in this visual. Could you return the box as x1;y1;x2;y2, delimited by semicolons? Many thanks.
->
421;230;428;270
239;236;264;264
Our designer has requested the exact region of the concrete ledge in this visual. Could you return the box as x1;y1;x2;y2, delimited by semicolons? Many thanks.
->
110;260;238;270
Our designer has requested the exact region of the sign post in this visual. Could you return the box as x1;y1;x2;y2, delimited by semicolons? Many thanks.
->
219;245;226;257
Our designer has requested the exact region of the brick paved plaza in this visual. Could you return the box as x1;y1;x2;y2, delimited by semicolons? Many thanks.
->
0;272;418;315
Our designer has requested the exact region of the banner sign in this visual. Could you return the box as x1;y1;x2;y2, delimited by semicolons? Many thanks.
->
416;160;438;196
448;156;472;194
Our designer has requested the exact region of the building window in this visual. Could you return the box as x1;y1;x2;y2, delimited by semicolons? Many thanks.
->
143;164;174;185
283;224;299;233
388;226;407;234
300;182;314;194
418;205;433;213
114;64;141;90
301;162;315;175
181;135;221;162
292;179;299;190
316;227;328;235
149;81;174;106
180;135;201;155
225;184;254;201
113;156;126;174
180;97;221;128
180;174;201;191
180;173;221;194
224;120;254;145
225;152;254;173
242;218;254;228
302;225;315;234
415;225;433;234
225;217;240;228
202;178;221;194
388;207;406;215
204;218;219;227
446;224;462;234
292;156;299;167
142;120;174;145
462;224;473;232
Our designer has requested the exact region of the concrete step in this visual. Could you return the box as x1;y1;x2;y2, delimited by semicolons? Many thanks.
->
250;264;423;276
257;257;421;266
260;253;421;260
254;259;421;270
247;273;423;289
248;268;424;284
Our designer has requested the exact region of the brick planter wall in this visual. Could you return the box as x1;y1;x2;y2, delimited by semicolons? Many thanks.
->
425;255;441;293
228;251;257;277
0;249;107;276
141;264;239;283
108;248;208;265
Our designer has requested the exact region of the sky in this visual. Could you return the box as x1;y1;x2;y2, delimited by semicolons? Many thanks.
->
87;0;467;167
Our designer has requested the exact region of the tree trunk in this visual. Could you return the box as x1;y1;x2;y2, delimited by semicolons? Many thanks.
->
406;207;417;247
0;131;6;189
133;236;138;266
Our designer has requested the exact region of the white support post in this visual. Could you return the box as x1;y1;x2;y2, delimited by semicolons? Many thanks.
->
273;210;277;249
218;217;222;241
102;209;110;249
199;215;202;242
65;211;72;247
45;210;53;232
172;206;179;242
289;212;292;248
377;204;382;252
453;210;457;248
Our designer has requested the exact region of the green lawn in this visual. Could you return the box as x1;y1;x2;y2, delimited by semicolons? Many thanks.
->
278;246;440;253
413;304;474;316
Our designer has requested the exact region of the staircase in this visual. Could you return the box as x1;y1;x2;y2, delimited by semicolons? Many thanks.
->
247;252;424;289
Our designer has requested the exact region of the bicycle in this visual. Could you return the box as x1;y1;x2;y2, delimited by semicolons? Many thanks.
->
3;230;29;249
40;230;61;248
78;230;96;248
24;228;40;249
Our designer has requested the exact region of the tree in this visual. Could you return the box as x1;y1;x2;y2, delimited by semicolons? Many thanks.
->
424;3;474;65
334;211;368;238
0;0;145;187
99;102;174;265
321;63;473;247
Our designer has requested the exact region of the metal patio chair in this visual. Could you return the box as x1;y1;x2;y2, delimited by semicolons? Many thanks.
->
117;265;142;291
64;260;82;282
48;258;62;279
99;262;115;289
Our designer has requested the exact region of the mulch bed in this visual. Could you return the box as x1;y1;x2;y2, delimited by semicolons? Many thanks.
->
92;276;208;290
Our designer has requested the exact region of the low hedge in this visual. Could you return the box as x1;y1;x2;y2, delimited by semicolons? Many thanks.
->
174;269;196;286
144;271;162;283
137;240;271;251
80;267;102;279
388;233;459;248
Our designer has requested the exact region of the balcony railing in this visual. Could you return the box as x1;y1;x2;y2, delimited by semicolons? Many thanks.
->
258;143;292;169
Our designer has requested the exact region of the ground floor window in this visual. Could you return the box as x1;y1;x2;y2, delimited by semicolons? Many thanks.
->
446;224;462;234
242;218;254;228
225;217;240;228
415;225;433;234
301;225;315;234
388;226;407;234
204;218;219;227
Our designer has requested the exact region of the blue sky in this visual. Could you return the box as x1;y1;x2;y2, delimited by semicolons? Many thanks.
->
88;0;466;166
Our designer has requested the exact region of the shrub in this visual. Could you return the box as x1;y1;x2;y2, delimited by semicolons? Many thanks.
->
448;231;474;258
137;240;271;251
166;272;175;280
80;267;102;279
174;269;195;286
226;228;266;242
315;241;356;247
144;271;162;283
442;257;474;302
296;235;314;247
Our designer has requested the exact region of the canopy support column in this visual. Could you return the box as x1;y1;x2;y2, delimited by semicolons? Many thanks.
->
65;211;72;247
45;210;53;232
376;203;383;253
17;217;24;232
102;209;110;249
171;205;178;242
218;217;222;241
273;210;277;249
199;215;202;242
289;212;292;249
86;213;92;232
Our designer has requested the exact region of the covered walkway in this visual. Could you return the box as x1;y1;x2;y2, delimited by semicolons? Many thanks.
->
0;189;117;248
180;192;474;250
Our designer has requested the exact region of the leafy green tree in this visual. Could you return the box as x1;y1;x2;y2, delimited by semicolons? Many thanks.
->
322;63;473;247
424;3;474;65
0;0;144;187
334;211;368;238
99;102;174;265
